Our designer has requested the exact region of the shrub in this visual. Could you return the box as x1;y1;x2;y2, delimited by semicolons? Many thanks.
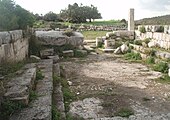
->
153;62;169;73
97;41;104;48
155;26;164;33
134;40;142;45
146;57;155;64
139;26;146;33
143;38;151;44
63;30;74;37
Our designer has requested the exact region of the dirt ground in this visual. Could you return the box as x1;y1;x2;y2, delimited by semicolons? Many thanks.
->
60;53;170;120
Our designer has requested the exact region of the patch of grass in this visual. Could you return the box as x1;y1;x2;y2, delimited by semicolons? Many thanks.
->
124;52;142;61
1;101;26;119
143;38;151;44
153;62;169;73
52;105;63;120
156;74;170;84
74;50;87;58
146;56;155;64
81;31;107;40
115;108;134;118
36;69;44;80
83;20;122;26
134;40;142;45
0;61;25;77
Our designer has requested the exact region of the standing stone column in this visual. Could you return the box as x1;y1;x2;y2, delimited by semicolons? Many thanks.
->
128;8;134;31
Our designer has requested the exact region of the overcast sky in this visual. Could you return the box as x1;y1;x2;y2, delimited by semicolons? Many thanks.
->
14;0;170;20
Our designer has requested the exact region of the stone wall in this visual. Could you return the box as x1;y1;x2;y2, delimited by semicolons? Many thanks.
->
136;30;170;49
0;30;28;63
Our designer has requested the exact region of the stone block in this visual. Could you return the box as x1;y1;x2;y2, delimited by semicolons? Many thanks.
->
40;49;54;58
62;50;74;57
47;55;60;64
0;31;11;44
4;67;36;106
9;30;23;42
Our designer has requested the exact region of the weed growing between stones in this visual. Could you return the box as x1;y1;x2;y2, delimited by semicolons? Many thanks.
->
36;69;44;81
29;90;38;101
53;75;77;119
52;105;63;120
114;107;134;118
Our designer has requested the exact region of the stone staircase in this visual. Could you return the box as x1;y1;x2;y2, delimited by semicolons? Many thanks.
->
2;56;65;120
9;59;53;120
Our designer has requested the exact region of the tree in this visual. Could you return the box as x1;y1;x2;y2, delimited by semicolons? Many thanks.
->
0;0;35;31
0;0;19;30
43;12;58;22
14;5;35;29
59;3;102;23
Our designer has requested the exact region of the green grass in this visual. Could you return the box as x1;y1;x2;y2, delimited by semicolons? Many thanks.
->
156;74;170;84
115;108;134;118
1;101;26;119
146;56;155;64
83;20;122;26
152;62;169;73
52;105;63;120
124;52;142;61
81;31;107;40
53;75;76;113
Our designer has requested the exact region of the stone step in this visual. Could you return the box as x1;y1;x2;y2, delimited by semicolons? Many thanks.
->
4;65;36;105
10;59;53;120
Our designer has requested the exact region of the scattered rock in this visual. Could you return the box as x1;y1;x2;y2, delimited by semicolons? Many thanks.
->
68;81;73;86
120;44;129;53
30;55;41;60
114;47;121;54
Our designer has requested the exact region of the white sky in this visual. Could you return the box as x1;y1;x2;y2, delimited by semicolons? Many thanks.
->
14;0;170;20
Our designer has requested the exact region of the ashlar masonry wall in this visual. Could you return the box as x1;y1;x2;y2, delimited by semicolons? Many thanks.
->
0;30;29;63
136;25;170;49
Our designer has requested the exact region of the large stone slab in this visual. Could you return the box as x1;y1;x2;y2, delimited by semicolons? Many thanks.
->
36;31;84;47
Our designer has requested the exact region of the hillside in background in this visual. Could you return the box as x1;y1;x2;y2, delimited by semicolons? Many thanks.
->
135;15;170;25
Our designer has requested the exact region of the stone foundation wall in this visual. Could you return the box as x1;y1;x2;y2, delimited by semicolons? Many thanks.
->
0;30;28;63
136;30;170;49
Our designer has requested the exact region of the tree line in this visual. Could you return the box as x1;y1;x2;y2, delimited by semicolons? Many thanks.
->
0;0;35;31
0;1;102;31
